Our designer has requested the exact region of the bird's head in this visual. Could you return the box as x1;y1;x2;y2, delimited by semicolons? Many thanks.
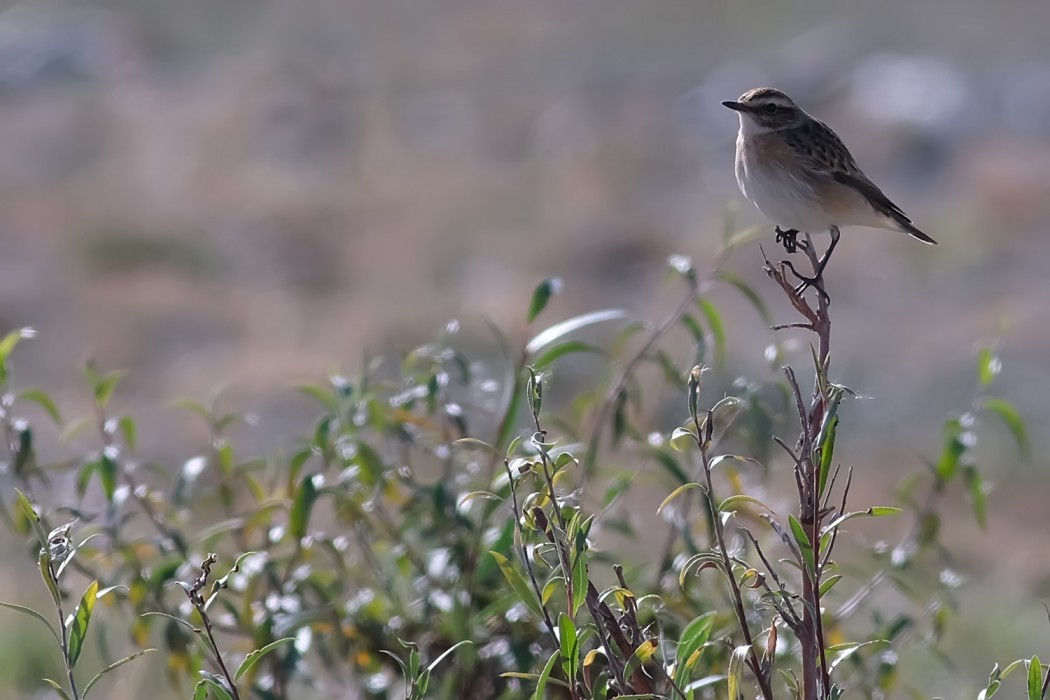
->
723;87;806;133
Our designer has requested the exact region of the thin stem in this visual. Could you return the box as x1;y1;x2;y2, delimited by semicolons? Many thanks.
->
54;578;82;700
502;460;558;642
585;247;734;477
695;410;775;700
200;610;241;700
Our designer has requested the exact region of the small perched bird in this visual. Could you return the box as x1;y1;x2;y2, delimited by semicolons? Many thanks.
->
723;87;935;288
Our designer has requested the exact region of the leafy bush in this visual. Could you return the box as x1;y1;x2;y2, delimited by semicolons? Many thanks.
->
0;230;1039;699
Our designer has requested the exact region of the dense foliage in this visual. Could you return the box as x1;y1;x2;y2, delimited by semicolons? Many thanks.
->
0;231;1039;699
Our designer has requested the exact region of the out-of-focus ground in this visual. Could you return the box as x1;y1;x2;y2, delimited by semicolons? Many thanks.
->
1;0;1049;695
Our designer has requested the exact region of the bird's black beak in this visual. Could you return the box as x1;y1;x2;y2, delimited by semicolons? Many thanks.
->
722;100;746;112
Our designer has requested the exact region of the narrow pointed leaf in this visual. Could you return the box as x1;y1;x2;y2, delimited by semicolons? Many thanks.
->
16;489;48;549
788;515;815;572
718;494;774;514
0;602;59;644
289;474;318;540
696;298;726;368
1027;656;1041;700
39;550;61;607
726;644;750;700
40;678;72;700
657;483;704;515
674;612;715;689
489;552;543;619
558;613;579;681
425;640;472;674
18;388;62;424
716;270;773;324
235;638;296;681
982;398;1029;457
527;278;563;323
530;341;602;371
83;648;157;698
67;580;100;668
525;309;628;355
197;675;235;700
531;651;560;700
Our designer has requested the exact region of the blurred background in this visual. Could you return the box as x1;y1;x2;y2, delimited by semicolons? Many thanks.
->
0;0;1049;695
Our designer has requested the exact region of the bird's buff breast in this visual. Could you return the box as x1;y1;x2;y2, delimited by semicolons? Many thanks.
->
735;134;837;232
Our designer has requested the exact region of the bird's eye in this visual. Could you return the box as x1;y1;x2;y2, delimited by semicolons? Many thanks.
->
763;103;779;115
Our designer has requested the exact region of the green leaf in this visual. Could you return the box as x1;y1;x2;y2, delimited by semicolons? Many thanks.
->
623;639;659;683
39;550;61;607
674;612;715;689
657;483;704;515
297;383;337;411
648;447;689;485
525;309;629;355
716;270;773;325
695;298;726;369
530;651;560;700
982;397;1030;457
489;551;544;619
530;340;602;371
379;649;409;682
92;370;126;408
669;427;696;452
558;613;579;681
0;328;33;380
16;489;48;549
425;640;472;674
570;541;589;618
235;638;295;681
527;277;562;323
67;580;100;668
0;602;59;644
98;454;117;502
718;494;774;514
453;437;499;456
935;419;967;482
817;415;839;495
118;415;137;452
962;466;988;529
17;388;62;424
40;678;72;700
977;347;1000;387
726;644;750;700
458;491;502;507
788;515;815;572
197;675;235;700
83;648;157;698
821;507;902;535
1027;656;1041;699
289;474;318;540
819;574;843;596
827;640;889;673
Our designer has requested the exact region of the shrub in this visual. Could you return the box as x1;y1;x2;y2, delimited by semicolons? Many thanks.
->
0;230;1038;699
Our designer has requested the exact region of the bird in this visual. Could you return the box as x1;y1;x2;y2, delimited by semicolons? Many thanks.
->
723;87;935;290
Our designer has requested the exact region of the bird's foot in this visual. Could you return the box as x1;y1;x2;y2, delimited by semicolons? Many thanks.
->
781;260;831;305
775;227;805;253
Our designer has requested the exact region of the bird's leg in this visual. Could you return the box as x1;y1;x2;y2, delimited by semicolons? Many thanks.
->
789;226;840;299
775;226;806;254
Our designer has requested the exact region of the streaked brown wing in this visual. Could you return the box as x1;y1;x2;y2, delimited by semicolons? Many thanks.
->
783;118;862;176
830;171;909;221
786;120;910;222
